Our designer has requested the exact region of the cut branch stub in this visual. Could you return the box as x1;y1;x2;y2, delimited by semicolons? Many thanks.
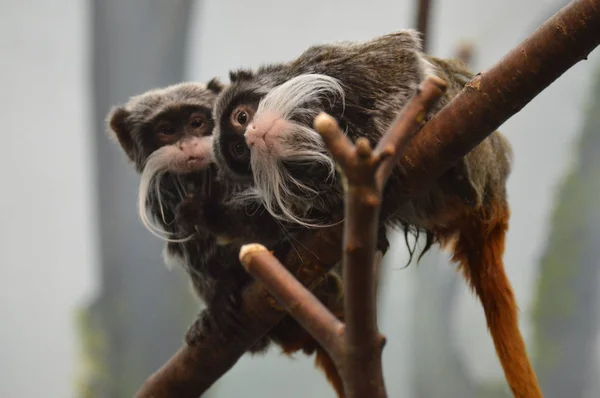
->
240;244;346;359
315;116;382;186
311;74;447;398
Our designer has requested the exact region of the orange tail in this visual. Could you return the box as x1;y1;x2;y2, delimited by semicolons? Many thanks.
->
446;204;542;398
315;345;345;398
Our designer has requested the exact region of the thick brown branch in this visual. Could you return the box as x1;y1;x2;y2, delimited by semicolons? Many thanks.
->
399;0;600;197
240;244;346;360
135;281;278;398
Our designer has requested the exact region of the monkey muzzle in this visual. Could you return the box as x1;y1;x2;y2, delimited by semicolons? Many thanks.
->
176;135;213;171
244;111;290;155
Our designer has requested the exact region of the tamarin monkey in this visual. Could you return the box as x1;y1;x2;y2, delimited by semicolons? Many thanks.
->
106;80;347;392
204;30;542;398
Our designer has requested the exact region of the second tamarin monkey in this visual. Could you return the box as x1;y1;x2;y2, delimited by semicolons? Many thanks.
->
207;30;542;398
106;80;348;394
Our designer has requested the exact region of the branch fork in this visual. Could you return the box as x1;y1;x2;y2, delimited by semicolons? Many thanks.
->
240;76;448;398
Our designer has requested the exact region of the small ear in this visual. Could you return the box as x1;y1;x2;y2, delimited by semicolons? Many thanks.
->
106;106;136;161
229;69;254;83
206;77;225;94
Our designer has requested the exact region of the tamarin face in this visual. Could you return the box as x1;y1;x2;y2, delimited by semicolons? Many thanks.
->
213;72;346;227
106;79;225;239
107;79;224;174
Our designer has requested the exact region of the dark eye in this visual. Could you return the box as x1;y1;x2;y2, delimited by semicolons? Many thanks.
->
190;118;204;129
236;111;248;125
156;123;175;136
231;105;254;128
228;140;250;161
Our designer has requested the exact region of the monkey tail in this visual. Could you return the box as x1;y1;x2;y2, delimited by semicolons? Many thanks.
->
314;345;345;398
444;203;542;398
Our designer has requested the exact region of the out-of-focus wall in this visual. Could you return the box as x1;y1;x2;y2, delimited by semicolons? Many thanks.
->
0;1;97;397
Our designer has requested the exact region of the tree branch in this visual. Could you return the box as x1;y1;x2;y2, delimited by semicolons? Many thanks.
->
134;0;600;396
240;244;346;360
135;225;344;398
317;76;447;398
415;0;433;52
398;0;600;197
235;76;447;398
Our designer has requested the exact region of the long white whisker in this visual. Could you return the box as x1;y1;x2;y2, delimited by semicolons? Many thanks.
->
256;74;345;121
138;147;195;243
175;175;186;199
155;176;169;226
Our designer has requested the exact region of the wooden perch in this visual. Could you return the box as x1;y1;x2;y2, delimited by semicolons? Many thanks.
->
135;0;600;396
240;76;447;398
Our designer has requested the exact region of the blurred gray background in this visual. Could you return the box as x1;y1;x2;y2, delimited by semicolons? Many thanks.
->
1;0;599;397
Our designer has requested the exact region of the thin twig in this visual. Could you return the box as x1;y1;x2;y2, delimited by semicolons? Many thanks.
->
416;0;433;52
315;76;446;398
240;244;346;360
